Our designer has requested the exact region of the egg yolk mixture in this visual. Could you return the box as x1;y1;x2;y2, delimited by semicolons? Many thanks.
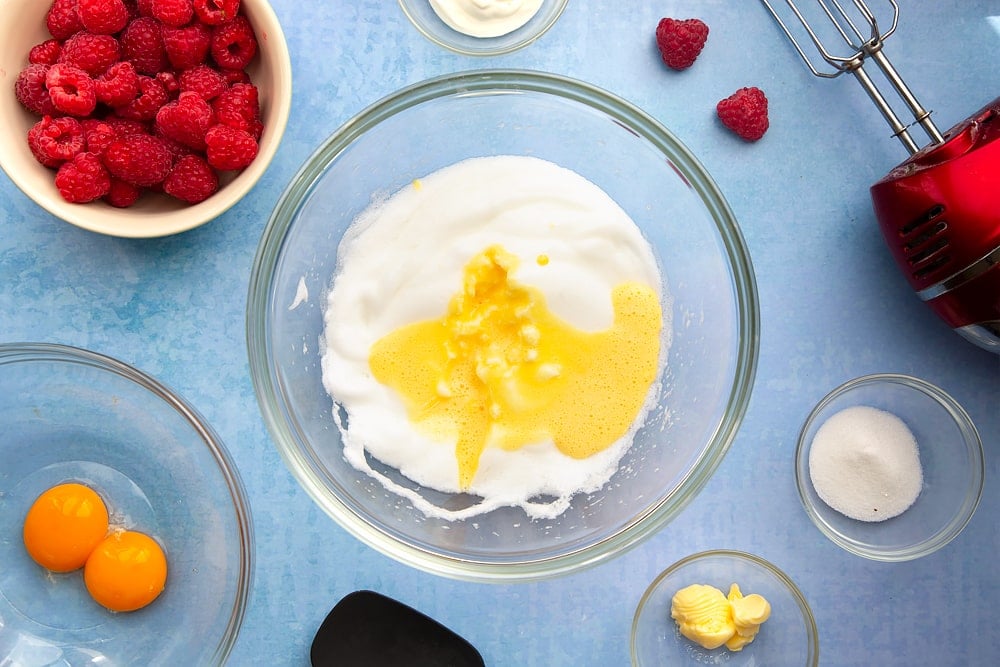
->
369;245;662;489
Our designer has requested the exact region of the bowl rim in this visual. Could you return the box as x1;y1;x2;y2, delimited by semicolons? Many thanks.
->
247;68;760;582
396;0;569;56
0;0;293;239
629;549;820;666
0;341;255;664
794;372;985;562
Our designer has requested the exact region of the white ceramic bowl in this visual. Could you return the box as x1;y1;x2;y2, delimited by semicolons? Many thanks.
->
248;70;759;581
796;373;984;561
398;0;568;56
0;0;292;238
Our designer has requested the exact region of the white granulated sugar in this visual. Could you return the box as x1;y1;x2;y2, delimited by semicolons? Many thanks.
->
808;405;923;522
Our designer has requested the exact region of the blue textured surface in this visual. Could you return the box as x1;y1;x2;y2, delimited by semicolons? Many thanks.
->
2;2;998;665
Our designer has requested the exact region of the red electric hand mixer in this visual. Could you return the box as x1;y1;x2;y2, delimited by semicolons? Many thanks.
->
762;0;1000;353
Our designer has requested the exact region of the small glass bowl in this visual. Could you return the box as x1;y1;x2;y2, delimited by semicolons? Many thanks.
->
631;550;819;666
0;343;253;665
398;0;568;56
796;373;984;562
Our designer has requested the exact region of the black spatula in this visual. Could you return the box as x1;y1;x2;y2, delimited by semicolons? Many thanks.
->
310;590;486;667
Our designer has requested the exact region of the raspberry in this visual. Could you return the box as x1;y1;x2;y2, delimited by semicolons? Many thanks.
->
716;87;770;142
178;64;227;100
220;68;250;85
47;0;84;41
29;40;63;65
59;31;121;76
115;75;168;121
46;63;98;117
151;0;194;28
204;123;256;170
655;18;709;71
15;65;59;116
78;0;129;35
120;17;167;74
55;152;111;202
27;116;86;167
164;154;218;203
136;0;154;16
105;177;142;207
210;16;256;70
156;69;181;94
103;116;150;136
162;22;212;70
193;0;240;26
155;132;196;161
212;82;260;138
81;119;117;155
102;133;173;186
95;61;140;107
155;91;214;149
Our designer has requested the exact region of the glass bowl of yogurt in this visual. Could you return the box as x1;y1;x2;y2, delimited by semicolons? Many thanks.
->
631;550;819;666
398;0;568;56
247;69;759;581
795;374;984;562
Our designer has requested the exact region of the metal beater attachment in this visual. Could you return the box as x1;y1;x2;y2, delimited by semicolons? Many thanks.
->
760;0;943;154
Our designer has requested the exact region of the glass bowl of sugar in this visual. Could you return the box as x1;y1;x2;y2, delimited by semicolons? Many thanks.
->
795;374;984;561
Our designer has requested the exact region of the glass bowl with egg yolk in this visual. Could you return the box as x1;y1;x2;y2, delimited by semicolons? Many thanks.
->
0;343;253;664
248;69;760;582
631;550;819;666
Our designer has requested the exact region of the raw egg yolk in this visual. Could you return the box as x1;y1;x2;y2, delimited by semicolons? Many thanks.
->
23;483;110;572
369;244;662;489
84;530;168;612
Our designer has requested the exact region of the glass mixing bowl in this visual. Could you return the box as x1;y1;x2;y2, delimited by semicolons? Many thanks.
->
247;69;759;581
631;550;819;666
796;373;984;561
0;343;253;665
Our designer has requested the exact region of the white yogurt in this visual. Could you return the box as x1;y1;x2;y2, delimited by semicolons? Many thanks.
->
429;0;544;38
321;155;669;520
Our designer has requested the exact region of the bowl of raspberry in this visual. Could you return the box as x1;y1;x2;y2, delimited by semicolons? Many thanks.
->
0;0;292;238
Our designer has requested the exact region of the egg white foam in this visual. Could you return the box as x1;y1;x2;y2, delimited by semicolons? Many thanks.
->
321;155;670;520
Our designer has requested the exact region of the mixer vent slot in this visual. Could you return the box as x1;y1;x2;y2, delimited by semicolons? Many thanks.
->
901;205;951;279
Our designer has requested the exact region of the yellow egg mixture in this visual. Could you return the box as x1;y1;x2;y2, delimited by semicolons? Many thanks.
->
369;245;662;489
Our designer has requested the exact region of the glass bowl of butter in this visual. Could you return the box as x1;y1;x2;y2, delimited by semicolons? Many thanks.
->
631;550;819;666
398;0;569;56
247;70;759;582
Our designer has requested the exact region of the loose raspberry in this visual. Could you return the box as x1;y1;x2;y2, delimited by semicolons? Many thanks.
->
115;75;169;121
78;0;129;35
178;64;227;100
15;64;59;116
210;16;257;70
46;63;98;117
164;154;218;203
47;0;84;41
193;0;240;26
154;132;196;161
81;119;118;155
151;0;194;28
156;69;181;94
155;91;215;150
105;177;142;207
58;31;121;76
716;87;770;142
212;82;260;138
95;61;140;107
27;116;86;167
102;115;151;136
162;22;212;70
29;40;63;66
655;18;709;71
204;123;256;170
136;0;154;16
120;17;167;74
102;133;173;186
55;152;111;202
